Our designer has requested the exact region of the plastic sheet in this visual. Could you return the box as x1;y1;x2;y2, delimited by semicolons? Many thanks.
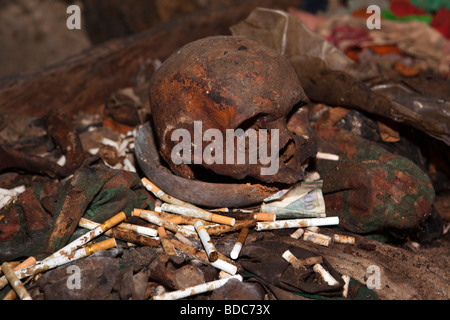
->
230;8;450;146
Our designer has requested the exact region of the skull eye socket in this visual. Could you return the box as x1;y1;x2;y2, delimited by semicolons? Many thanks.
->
236;113;269;132
286;101;309;125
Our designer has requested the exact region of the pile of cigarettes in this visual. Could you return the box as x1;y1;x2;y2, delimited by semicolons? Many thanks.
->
0;172;355;300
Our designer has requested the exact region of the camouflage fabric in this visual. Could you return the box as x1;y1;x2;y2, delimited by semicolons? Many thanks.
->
313;127;435;234
0;158;154;263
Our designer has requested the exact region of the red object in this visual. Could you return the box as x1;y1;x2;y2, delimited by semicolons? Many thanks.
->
390;0;427;17
431;8;450;39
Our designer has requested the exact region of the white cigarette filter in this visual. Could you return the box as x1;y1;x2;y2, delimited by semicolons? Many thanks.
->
152;274;243;300
160;203;235;226
313;264;339;286
195;220;219;262
255;216;339;231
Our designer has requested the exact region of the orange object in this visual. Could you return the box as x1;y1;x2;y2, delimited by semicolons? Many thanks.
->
365;45;403;56
394;61;421;77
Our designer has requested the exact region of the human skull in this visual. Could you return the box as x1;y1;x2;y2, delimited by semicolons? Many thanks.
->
148;36;317;184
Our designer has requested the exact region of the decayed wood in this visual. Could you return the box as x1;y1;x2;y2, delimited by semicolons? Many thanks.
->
0;1;298;118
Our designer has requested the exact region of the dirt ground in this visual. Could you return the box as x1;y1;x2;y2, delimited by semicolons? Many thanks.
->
0;0;448;300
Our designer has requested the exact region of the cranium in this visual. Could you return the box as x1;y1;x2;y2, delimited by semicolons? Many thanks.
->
148;35;317;184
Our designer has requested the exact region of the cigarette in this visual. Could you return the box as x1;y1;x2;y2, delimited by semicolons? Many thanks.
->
195;220;219;262
79;217;158;238
1;262;32;300
152;274;243;300
313;264;339;286
133;209;197;238
0;238;117;290
141;178;202;211
282;250;302;269
174;232;195;246
342;275;351;298
333;234;356;244
253;213;276;221
210;207;229;212
210;259;238;275
206;219;256;236
158;227;177;256
306;226;320;233
255;216;339;231
281;250;323;269
230;228;249;260
290;228;304;239
44;212;126;262
170;239;237;274
316;152;339;161
303;231;332;247
2;257;37;300
160;203;235;226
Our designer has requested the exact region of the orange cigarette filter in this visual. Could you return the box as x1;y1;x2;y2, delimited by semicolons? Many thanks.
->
100;212;127;231
253;213;276;221
84;238;117;256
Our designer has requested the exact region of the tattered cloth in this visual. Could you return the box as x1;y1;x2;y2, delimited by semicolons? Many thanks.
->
313;127;435;234
0;158;154;262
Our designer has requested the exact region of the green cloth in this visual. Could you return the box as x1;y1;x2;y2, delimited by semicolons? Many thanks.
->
382;8;432;24
0;159;154;262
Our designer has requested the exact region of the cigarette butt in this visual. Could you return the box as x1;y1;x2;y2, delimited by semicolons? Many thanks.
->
170;239;237;274
174;232;195;247
158;227;177;256
211;207;229;212
306;226;320;233
253;213;276;221
342;275;351;298
210;213;235;226
133;209;197;238
160;203;235;226
303;231;332;247
333;234;356;244
152;274;242;300
206;219;256;236
1;263;32;300
118;223;158;238
316;152;339;161
13;257;37;271
255;217;339;231
210;259;237;275
85;238;117;256
100;212;127;231
290;228;304;239
282;250;302;269
230;228;249;260
195;221;219;262
44;212;126;263
141;178;202;211
2;256;36;300
141;177;161;195
313;264;339;286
